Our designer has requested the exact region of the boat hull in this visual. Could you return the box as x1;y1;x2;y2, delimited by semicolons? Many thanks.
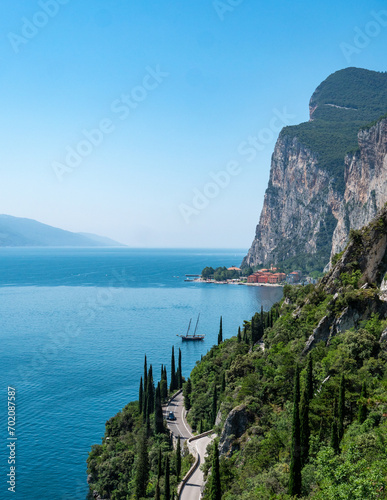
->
180;336;205;341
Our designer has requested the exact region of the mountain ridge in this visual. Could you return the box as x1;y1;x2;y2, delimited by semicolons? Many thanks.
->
0;214;126;247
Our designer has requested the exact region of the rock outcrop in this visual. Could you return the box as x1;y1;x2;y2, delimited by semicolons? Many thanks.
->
219;404;253;457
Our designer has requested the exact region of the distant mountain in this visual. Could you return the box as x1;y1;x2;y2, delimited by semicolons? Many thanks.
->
0;215;126;247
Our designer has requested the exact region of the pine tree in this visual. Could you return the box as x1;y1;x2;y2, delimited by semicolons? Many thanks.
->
170;346;176;392
155;383;164;434
139;376;143;414
177;348;182;389
218;316;223;344
164;455;170;500
134;430;149;499
237;326;241;343
183;378;192;410
209;441;221;500
330;419;340;454
176;436;181;480
212;384;218;426
358;382;368;424
289;366;301;497
338;373;345;440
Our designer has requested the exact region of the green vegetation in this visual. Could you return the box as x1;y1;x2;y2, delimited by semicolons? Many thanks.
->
87;352;192;499
184;276;387;499
201;266;241;281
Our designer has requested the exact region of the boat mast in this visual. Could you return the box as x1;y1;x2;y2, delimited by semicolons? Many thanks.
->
186;318;192;336
193;313;200;337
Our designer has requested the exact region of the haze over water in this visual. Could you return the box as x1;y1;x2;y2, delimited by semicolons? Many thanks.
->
0;248;283;499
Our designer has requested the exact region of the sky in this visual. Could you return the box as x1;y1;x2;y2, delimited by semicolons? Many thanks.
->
0;0;386;248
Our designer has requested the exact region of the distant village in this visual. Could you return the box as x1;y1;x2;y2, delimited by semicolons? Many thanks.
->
189;265;318;286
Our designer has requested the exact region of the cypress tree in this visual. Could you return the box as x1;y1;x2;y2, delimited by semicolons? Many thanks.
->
170;346;176;392
338;373;345;440
289;366;301;497
143;393;148;424
237;326;241;343
139;376;143;414
147;365;155;414
209;441;221;500
199;419;203;434
300;387;310;467
306;354;313;400
144;354;147;395
243;325;247;343
218;316;223;344
183;378;192;410
134;430;149;499
155;480;160;500
176;436;181;480
155;382;164;434
251;315;256;344
146;395;151;431
157;447;162;480
330;419;340;454
212;384;218;426
358;382;368;424
164;455;170;500
260;304;264;323
221;372;226;393
177;348;182;389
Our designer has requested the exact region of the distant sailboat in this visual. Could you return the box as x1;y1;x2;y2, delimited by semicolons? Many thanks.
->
177;314;205;341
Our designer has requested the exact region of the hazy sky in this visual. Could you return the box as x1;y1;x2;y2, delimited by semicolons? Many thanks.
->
1;0;386;247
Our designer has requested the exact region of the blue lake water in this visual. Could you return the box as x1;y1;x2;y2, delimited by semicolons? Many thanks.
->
0;248;283;499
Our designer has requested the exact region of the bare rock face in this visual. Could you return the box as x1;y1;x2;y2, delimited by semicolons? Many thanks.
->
242;116;387;270
219;404;253;457
242;135;337;267
331;119;387;258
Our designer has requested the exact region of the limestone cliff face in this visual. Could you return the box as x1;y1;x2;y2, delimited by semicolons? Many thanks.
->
242;135;339;268
243;118;387;270
331;119;387;257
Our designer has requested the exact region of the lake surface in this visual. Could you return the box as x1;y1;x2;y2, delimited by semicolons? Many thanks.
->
0;248;283;499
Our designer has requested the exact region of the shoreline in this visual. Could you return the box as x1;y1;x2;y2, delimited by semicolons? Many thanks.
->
187;278;285;287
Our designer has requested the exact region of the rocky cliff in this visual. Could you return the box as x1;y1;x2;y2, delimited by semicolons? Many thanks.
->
243;68;387;272
331;118;387;257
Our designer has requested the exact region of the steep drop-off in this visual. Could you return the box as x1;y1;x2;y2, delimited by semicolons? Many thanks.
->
243;68;387;272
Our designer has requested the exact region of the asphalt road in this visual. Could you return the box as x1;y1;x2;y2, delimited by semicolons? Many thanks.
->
164;391;214;500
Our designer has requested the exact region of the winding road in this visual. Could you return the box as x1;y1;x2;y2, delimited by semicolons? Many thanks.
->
163;391;214;500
